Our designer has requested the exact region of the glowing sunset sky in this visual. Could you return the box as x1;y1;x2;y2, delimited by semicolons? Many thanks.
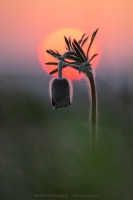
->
0;0;133;76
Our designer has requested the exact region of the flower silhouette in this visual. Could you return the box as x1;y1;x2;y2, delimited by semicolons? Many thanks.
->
45;29;99;148
48;58;73;109
49;78;72;109
45;28;98;77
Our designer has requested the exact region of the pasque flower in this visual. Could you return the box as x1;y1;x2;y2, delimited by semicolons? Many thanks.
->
46;29;99;149
49;61;73;109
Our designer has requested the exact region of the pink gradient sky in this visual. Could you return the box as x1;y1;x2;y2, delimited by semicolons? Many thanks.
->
0;0;133;76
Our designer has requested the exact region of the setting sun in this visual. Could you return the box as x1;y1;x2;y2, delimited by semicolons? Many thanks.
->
38;28;100;80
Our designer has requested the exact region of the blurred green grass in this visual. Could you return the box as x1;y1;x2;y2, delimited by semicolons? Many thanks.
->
0;89;133;200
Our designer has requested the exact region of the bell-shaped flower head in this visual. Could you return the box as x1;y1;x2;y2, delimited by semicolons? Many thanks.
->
49;77;73;109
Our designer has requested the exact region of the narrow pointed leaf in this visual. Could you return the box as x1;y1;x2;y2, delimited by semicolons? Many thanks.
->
49;68;60;75
49;49;54;52
80;33;86;41
46;49;61;57
78;33;86;45
72;42;85;62
81;36;89;47
68;37;73;51
46;51;61;59
49;69;58;75
89;54;98;63
45;62;58;65
49;64;78;75
64;36;70;50
46;50;50;53
87;28;99;59
55;50;59;54
73;39;87;61
46;52;61;60
52;52;61;56
49;65;68;75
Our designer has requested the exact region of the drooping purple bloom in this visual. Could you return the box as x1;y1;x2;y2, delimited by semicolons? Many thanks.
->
49;78;73;109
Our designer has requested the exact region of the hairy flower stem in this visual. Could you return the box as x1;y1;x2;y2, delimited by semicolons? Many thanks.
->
60;61;97;150
58;61;63;79
87;73;97;151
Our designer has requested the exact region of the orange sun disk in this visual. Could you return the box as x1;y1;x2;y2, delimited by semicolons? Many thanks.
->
38;28;100;80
